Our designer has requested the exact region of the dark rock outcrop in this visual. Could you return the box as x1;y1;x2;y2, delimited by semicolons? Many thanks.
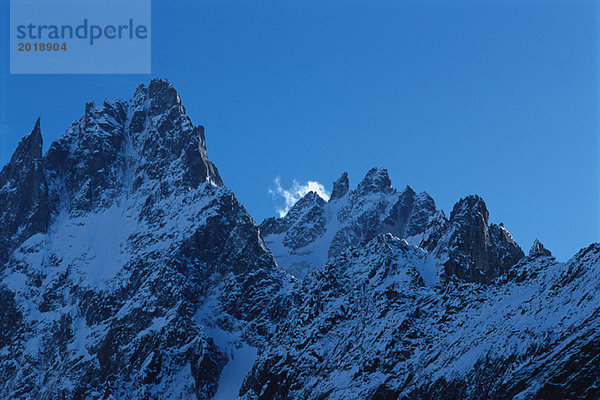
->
529;239;552;257
439;195;524;283
356;167;393;195
0;118;50;264
329;172;349;201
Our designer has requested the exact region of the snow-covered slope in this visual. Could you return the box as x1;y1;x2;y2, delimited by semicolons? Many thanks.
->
240;239;600;400
260;169;444;281
0;79;288;399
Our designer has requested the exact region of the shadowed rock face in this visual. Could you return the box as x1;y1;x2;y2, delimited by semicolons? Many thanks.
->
0;118;50;264
132;80;222;189
383;185;438;238
438;195;524;283
449;195;491;271
329;172;349;201
356;167;393;195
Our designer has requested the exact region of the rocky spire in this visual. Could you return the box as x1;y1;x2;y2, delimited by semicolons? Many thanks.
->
329;172;349;201
450;195;489;226
134;78;223;188
41;79;223;214
0;118;50;264
147;78;185;117
4;117;42;177
529;239;552;257
447;195;490;277
0;98;287;398
356;167;392;194
386;187;439;239
443;195;524;283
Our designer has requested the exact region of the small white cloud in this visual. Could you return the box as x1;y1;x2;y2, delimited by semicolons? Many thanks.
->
269;177;330;218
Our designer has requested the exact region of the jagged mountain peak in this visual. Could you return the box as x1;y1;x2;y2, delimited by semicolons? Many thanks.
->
397;186;436;212
128;80;218;185
0;81;288;399
274;190;326;224
246;237;600;400
1;78;225;254
7;118;43;167
436;194;525;283
450;194;489;224
299;190;327;206
0;119;50;263
261;168;446;281
1;117;45;190
416;190;436;205
356;167;393;194
130;78;184;115
147;78;186;117
40;79;223;213
329;171;349;201
2;80;597;400
530;238;552;257
262;169;526;285
78;79;189;142
402;184;416;196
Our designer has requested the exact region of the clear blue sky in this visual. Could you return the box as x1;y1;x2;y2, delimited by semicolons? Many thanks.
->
1;1;598;260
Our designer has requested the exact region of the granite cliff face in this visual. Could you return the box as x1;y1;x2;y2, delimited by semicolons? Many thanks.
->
426;194;525;284
1;80;598;400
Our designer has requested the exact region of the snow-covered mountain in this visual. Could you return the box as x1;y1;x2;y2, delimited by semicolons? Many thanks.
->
0;79;288;399
1;79;598;400
260;168;523;284
241;238;600;399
